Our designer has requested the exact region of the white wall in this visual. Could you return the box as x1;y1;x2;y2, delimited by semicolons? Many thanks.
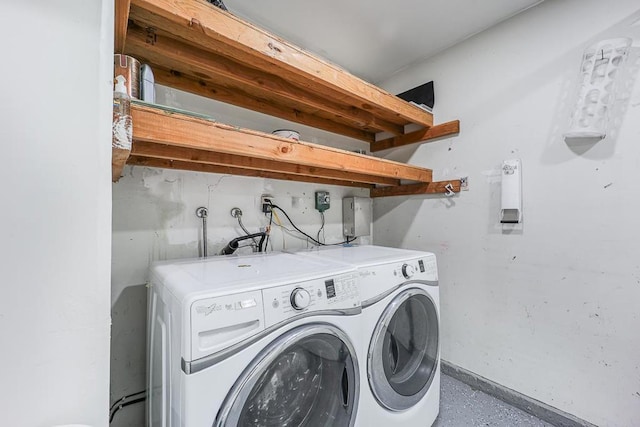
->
0;1;113;426
375;1;640;425
110;86;370;426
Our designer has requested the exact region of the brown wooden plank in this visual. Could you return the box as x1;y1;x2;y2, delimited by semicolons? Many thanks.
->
129;6;375;124
128;0;433;128
128;156;372;188
149;66;376;143
371;121;461;152
126;25;404;135
370;180;461;198
131;103;433;182
128;5;413;129
132;141;400;186
112;147;131;182
114;0;132;53
127;5;298;87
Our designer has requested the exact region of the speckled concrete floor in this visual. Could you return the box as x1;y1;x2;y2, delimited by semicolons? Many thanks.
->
433;374;554;427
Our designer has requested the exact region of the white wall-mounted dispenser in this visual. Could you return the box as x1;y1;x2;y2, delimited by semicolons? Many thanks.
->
140;64;156;103
500;159;522;224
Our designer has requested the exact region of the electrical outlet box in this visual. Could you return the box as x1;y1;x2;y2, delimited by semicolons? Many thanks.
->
343;197;371;238
261;194;273;213
460;176;469;191
315;191;330;212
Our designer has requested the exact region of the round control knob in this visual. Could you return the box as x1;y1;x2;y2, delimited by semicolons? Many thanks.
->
401;263;416;279
290;288;311;310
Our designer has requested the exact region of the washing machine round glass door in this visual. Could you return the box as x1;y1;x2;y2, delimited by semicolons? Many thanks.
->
215;323;359;427
368;287;439;411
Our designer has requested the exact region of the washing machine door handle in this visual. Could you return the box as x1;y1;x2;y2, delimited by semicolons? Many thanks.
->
388;333;400;374
341;366;350;407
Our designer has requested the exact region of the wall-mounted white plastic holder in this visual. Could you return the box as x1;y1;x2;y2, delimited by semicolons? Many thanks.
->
140;64;156;103
500;159;522;224
565;38;632;139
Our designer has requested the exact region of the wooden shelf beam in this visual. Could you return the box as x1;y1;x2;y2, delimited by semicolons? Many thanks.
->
112;148;130;182
370;180;461;198
131;141;401;186
114;0;131;53
371;120;460;152
113;104;455;197
128;156;372;188
126;25;403;136
130;103;433;183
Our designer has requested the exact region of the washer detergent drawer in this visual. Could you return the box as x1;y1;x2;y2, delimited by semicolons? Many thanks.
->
190;290;265;361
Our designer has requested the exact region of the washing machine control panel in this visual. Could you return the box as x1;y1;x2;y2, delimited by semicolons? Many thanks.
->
262;272;360;327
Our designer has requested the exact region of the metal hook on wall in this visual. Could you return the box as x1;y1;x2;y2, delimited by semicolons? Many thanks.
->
444;183;455;197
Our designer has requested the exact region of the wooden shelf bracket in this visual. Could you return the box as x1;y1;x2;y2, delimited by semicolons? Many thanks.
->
371;120;460;152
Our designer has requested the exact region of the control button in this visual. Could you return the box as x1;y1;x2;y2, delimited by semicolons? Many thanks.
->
272;298;279;308
290;288;311;310
402;263;416;279
317;289;323;298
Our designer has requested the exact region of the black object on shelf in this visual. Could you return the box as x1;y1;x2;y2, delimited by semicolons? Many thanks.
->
206;0;228;11
397;81;434;110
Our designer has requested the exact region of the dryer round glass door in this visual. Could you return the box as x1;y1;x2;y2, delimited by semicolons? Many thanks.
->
368;288;439;411
215;323;359;427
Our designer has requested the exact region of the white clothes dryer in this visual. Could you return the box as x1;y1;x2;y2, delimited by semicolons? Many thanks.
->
147;252;362;427
296;245;440;427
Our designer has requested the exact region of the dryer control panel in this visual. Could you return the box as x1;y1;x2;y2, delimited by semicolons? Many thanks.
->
262;272;360;328
390;255;438;281
357;255;438;303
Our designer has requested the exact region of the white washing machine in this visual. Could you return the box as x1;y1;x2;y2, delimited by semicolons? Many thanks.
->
296;245;440;427
147;252;362;427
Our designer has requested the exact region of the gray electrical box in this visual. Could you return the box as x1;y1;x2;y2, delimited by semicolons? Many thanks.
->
342;197;372;238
